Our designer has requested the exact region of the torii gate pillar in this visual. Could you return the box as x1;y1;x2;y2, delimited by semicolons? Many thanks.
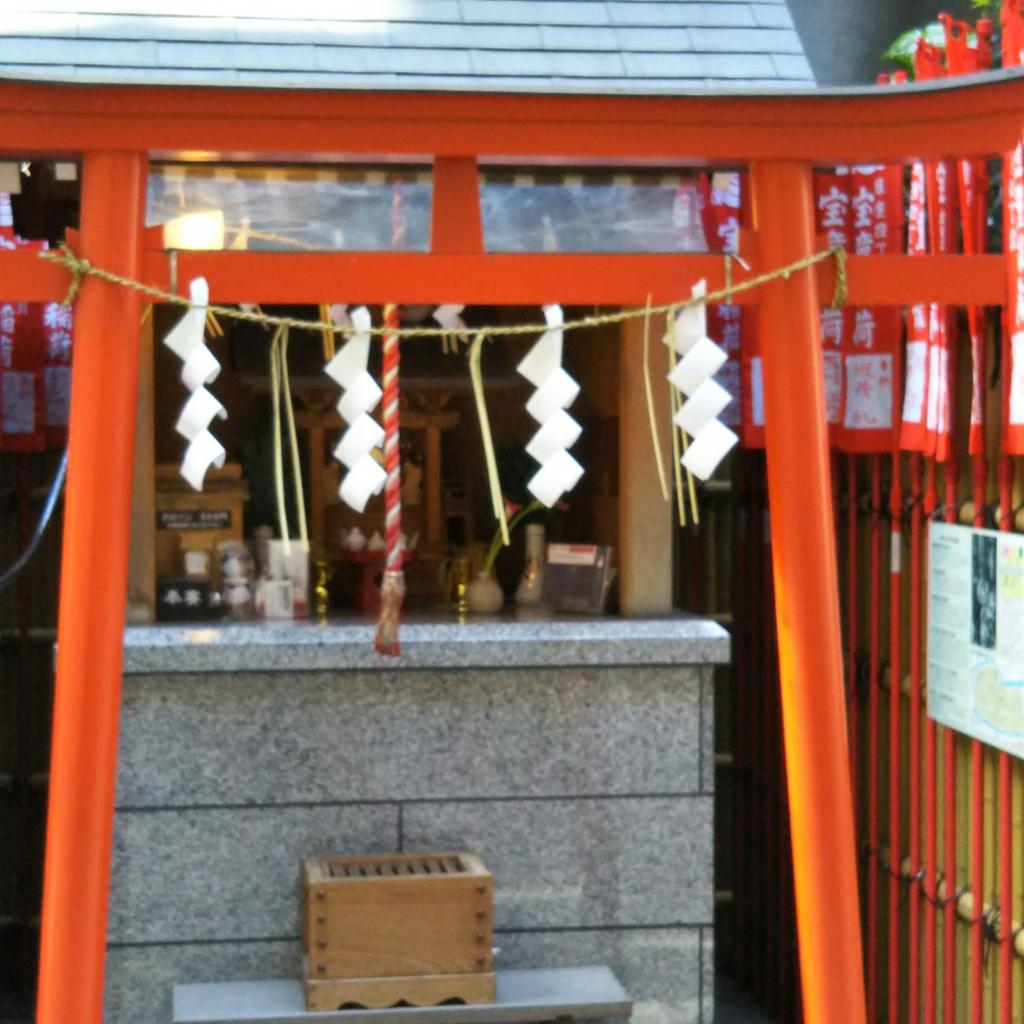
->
37;150;148;1024
750;159;867;1024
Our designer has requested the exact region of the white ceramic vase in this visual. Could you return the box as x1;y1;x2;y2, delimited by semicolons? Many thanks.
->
465;570;504;614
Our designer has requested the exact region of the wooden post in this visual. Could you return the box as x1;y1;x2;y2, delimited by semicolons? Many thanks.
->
37;150;147;1024
424;422;442;554
430;157;483;255
308;422;325;556
618;314;673;615
126;305;155;622
749;159;866;1024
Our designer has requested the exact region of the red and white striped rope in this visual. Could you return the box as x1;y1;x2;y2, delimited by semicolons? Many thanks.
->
382;303;402;573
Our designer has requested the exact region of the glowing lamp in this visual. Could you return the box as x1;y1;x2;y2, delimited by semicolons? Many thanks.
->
163;210;226;251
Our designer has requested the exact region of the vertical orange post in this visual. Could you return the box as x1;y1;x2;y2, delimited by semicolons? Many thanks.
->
750;160;867;1024
36;150;147;1024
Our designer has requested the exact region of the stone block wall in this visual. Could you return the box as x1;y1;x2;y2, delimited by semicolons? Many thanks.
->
105;663;715;1024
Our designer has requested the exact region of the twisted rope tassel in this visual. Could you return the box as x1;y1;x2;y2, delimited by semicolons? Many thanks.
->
375;303;405;656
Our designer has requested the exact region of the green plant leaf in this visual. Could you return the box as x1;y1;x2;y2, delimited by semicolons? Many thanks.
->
883;21;947;73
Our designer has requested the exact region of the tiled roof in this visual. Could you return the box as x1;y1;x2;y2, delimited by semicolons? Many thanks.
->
0;1;815;92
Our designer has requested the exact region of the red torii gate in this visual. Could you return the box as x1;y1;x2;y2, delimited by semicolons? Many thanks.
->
0;71;1020;1024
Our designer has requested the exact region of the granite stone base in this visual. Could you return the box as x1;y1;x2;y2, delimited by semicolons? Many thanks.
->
106;926;709;1024
107;626;722;1024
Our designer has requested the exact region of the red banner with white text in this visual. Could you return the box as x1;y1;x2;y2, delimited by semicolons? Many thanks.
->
0;193;71;451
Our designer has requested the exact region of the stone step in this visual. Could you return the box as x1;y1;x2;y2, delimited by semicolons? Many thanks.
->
174;966;631;1024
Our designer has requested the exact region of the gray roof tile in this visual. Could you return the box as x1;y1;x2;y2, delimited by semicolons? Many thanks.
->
389;23;543;48
0;2;816;92
771;53;814;78
689;26;804;53
606;3;757;27
458;1;613;26
750;4;796;29
621;51;706;77
0;35;159;67
615;27;696;50
539;25;623;51
76;13;239;42
698;52;777;77
377;47;476;74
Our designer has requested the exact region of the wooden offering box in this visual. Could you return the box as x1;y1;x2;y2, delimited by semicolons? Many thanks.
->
155;463;249;584
301;851;495;1011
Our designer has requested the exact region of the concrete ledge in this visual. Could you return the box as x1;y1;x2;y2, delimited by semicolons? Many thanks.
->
121;615;730;675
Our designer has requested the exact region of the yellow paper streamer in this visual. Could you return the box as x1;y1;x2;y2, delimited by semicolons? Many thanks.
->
642;294;671;503
268;324;290;557
468;331;510;546
666;309;687;527
278;326;309;549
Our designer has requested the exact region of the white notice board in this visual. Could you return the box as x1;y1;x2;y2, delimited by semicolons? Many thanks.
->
928;522;1024;759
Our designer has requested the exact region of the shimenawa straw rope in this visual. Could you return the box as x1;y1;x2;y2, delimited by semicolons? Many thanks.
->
39;243;847;338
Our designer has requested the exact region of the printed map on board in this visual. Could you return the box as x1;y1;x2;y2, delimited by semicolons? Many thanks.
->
928;523;1024;759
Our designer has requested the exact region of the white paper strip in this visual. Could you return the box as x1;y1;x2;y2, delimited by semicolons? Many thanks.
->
517;305;583;507
517;304;565;387
528;449;585;508
163;278;209;361
664;277;738;483
337;372;383;424
324;305;372;389
675;378;731;436
526;408;582;464
175;386;226;440
163;277;226;491
323;305;386;512
433;303;469;344
181;430;226;491
668;282;708;355
335;413;385;469
668;336;728;395
681;419;739;481
339;455;387;514
526;367;580;423
181;343;221;391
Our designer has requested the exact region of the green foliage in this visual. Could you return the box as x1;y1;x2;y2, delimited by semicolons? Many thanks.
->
883;21;948;73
